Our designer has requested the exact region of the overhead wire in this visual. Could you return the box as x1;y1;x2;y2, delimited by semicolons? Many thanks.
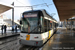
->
16;0;26;5
15;0;53;12
42;0;53;14
15;0;52;8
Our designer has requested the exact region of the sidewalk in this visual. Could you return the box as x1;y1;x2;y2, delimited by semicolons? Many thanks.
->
0;30;20;39
42;28;75;50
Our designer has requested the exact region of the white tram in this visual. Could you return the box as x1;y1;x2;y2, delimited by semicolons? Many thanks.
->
19;9;58;46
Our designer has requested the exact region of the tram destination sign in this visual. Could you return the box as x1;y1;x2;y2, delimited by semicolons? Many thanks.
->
24;14;37;18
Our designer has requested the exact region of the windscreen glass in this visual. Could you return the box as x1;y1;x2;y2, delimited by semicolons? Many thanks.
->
21;13;40;33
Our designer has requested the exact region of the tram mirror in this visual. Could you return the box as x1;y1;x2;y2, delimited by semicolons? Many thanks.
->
20;20;22;24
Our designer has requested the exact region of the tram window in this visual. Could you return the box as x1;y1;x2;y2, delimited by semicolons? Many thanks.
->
50;21;52;29
44;19;47;32
48;20;50;31
56;23;58;28
54;22;56;28
53;22;55;28
21;17;39;33
40;17;44;32
55;23;56;28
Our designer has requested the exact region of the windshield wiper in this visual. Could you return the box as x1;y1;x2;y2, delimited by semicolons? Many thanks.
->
25;18;31;26
28;25;41;34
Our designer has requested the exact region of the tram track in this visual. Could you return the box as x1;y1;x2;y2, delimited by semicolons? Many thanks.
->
23;46;41;50
29;47;37;50
26;46;43;50
0;37;18;45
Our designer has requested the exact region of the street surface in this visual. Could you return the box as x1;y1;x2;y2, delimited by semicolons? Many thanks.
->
0;36;43;50
0;28;75;50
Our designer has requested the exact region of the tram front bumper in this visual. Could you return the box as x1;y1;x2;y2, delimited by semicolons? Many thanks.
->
19;39;43;46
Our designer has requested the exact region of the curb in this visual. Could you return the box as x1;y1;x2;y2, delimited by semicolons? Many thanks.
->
0;33;20;40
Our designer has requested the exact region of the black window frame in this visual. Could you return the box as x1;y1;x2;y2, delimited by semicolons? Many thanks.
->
21;11;41;34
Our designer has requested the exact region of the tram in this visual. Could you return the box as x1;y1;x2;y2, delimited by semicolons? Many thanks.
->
19;9;58;46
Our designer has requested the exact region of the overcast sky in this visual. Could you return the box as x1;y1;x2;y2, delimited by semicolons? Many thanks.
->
0;0;59;21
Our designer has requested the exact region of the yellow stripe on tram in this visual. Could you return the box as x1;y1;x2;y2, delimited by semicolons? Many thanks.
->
48;30;51;39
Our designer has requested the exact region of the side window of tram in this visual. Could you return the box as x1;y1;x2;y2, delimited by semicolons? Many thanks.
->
50;21;52;29
53;22;55;28
48;20;50;31
44;19;47;32
54;23;56;28
40;17;44;32
56;23;58;28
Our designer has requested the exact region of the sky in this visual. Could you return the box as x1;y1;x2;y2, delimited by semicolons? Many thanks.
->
0;0;59;21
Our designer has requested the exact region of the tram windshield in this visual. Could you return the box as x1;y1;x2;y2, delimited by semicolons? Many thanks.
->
21;13;40;33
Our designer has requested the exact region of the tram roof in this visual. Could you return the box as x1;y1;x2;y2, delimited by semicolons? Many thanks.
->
53;0;75;21
0;2;13;14
23;9;57;22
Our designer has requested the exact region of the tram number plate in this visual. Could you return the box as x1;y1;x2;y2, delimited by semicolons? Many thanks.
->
26;35;30;40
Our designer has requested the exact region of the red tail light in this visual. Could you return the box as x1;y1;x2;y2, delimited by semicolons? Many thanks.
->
36;42;38;44
19;40;21;41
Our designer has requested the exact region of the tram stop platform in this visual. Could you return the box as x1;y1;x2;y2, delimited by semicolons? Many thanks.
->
42;27;75;50
0;30;20;39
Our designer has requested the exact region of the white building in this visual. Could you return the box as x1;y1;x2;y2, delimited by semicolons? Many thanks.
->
0;14;20;27
0;14;10;26
0;2;13;26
